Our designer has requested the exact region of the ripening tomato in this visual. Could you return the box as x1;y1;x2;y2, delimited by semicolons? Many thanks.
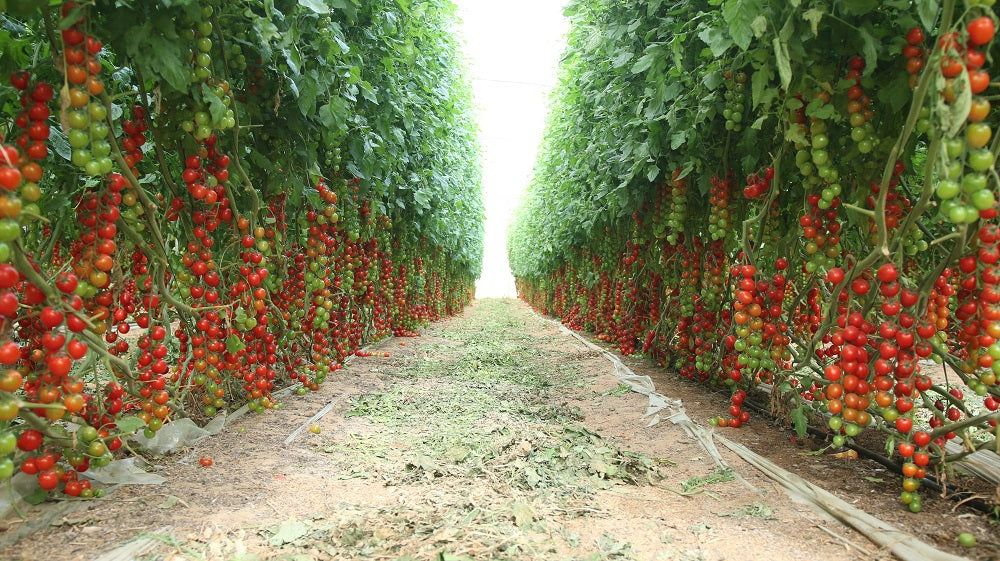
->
968;71;990;95
968;16;996;46
17;429;42;451
969;97;991;122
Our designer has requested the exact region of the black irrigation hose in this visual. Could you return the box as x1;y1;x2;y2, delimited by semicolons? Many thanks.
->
741;396;999;517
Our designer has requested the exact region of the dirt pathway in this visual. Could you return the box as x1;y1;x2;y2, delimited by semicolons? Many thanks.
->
0;298;989;560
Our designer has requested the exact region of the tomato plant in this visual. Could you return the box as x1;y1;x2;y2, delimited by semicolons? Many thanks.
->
509;0;1000;512
0;0;483;500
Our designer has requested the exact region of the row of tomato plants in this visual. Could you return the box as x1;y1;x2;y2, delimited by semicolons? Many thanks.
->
0;0;483;502
511;0;1000;513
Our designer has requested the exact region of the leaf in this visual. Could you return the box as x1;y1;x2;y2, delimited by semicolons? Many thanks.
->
876;72;912;114
802;8;823;36
50;129;71;162
698;26;733;57
23;488;48;505
840;0;879;15
858;25;879;76
201;83;227;125
772;37;792;90
58;5;85;30
750;15;767;38
723;0;764;51
297;0;329;14
157;495;181;509
805;98;835;119
630;52;657;74
445;446;469;463
646;165;660;183
115;416;147;434
750;63;773;108
511;501;534;528
670;130;687;150
295;73;321;116
702;70;723;90
269;520;311;546
226;334;246;353
790;406;808;438
916;0;939;31
611;50;633;68
947;70;972;138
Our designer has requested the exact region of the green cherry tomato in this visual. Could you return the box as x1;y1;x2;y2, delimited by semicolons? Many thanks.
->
78;426;99;443
88;102;108;122
68;129;90;148
957;533;977;548
936;179;960;199
945;138;965;159
0;220;20;242
968;148;995;172
962;173;988;193
0;431;15;454
971;189;995;211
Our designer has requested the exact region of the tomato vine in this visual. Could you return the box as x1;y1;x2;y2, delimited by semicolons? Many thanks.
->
510;0;1000;512
0;0;484;501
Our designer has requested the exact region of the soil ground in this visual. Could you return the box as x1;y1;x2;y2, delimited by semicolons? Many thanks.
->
0;298;996;561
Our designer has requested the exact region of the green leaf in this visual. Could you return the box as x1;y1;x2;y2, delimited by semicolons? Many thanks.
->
946;71;972;138
226;334;247;353
58;6;85;30
773;37;791;90
839;0;879;15
750;15;767;39
702;70;723;90
916;0;939;31
670;130;687;150
750;63;772;107
295;72;321;116
23;488;48;506
611;50;633;68
858;25;879;76
630;52;657;74
115;416;147;434
698;25;734;58
646;165;660;183
269;520;311;546
876;72;912;114
723;0;764;51
201;83;227;125
297;0;329;14
511;501;534;528
802;8;823;36
805;97;835;119
790;406;808;438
